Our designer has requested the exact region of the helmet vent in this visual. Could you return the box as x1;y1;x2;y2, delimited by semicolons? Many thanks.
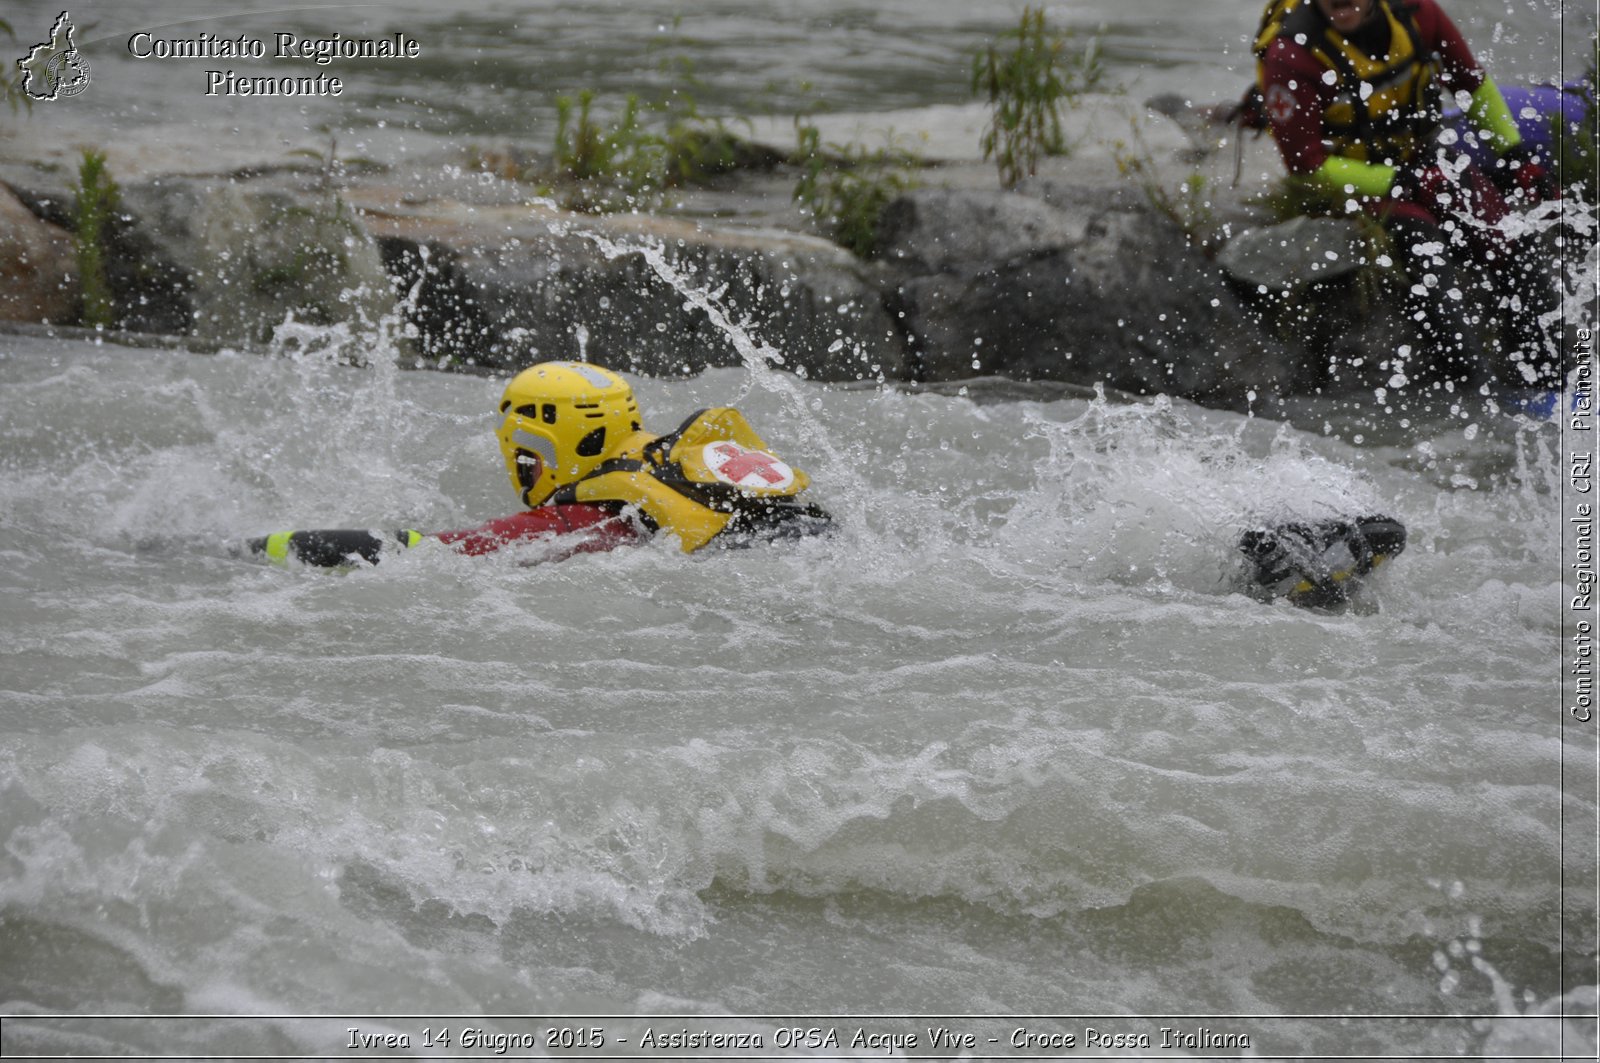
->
576;427;607;457
514;403;560;424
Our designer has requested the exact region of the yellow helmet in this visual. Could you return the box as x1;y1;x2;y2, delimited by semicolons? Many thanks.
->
495;361;642;505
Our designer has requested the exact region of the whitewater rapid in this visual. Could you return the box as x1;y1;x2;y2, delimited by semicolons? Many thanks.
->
0;324;1592;1057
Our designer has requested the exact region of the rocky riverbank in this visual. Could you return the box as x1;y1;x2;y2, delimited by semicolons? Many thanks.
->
0;94;1502;411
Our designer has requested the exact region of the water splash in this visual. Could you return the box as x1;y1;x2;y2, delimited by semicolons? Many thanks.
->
552;219;881;536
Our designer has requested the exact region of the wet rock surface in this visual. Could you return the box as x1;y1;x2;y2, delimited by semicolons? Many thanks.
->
358;196;907;380
0;184;78;326
0;98;1545;405
879;185;1292;407
117;173;395;346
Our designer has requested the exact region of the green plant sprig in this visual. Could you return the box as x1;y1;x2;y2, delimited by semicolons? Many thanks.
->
539;21;769;213
972;6;1104;189
792;123;920;259
72;150;121;328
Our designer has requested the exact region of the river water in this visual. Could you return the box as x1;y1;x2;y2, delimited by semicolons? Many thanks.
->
1;322;1594;1056
2;0;1598;1059
1;0;1593;164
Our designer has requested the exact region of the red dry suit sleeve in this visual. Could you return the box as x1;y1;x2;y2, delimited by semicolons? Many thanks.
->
432;504;643;557
1260;37;1338;175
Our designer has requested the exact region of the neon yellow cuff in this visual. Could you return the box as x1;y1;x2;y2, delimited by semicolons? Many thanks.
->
263;530;294;564
1312;155;1396;199
1467;77;1523;154
402;530;423;548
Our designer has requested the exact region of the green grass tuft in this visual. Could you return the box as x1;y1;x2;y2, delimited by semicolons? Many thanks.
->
72;150;121;328
792;124;920;259
972;6;1104;189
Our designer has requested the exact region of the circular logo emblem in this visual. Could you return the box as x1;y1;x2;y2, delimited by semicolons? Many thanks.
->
1264;83;1296;126
702;441;795;490
46;51;91;98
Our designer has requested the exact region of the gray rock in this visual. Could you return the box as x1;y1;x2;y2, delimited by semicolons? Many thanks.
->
120;173;397;350
883;186;1291;406
363;202;907;381
1217;216;1373;290
877;188;1088;274
5;181;191;334
0;184;77;325
8;156;1395;405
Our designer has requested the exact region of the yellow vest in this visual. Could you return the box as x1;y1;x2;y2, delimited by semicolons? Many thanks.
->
1255;0;1438;164
552;407;816;552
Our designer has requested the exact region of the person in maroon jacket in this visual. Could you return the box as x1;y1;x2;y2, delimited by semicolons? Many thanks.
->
1254;0;1560;387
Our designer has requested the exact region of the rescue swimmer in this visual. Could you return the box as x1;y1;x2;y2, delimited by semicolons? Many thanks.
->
248;360;831;567
1237;514;1407;610
247;361;1406;610
1249;0;1561;386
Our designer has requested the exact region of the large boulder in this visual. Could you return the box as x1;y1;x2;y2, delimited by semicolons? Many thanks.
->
10;180;192;336
361;197;909;381
878;186;1292;407
118;172;396;349
0;183;78;324
1216;215;1373;290
877;188;1089;275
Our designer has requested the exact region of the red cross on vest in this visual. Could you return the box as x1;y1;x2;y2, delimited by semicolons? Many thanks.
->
711;442;785;485
1264;83;1297;126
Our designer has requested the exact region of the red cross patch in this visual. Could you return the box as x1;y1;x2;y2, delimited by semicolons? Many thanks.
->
1264;83;1297;126
703;441;795;489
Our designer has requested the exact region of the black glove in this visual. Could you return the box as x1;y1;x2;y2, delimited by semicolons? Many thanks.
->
1238;515;1407;610
1212;85;1267;130
248;528;420;567
1492;143;1560;202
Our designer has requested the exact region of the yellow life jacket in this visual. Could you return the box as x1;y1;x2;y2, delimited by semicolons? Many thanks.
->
1254;0;1439;164
551;407;820;552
